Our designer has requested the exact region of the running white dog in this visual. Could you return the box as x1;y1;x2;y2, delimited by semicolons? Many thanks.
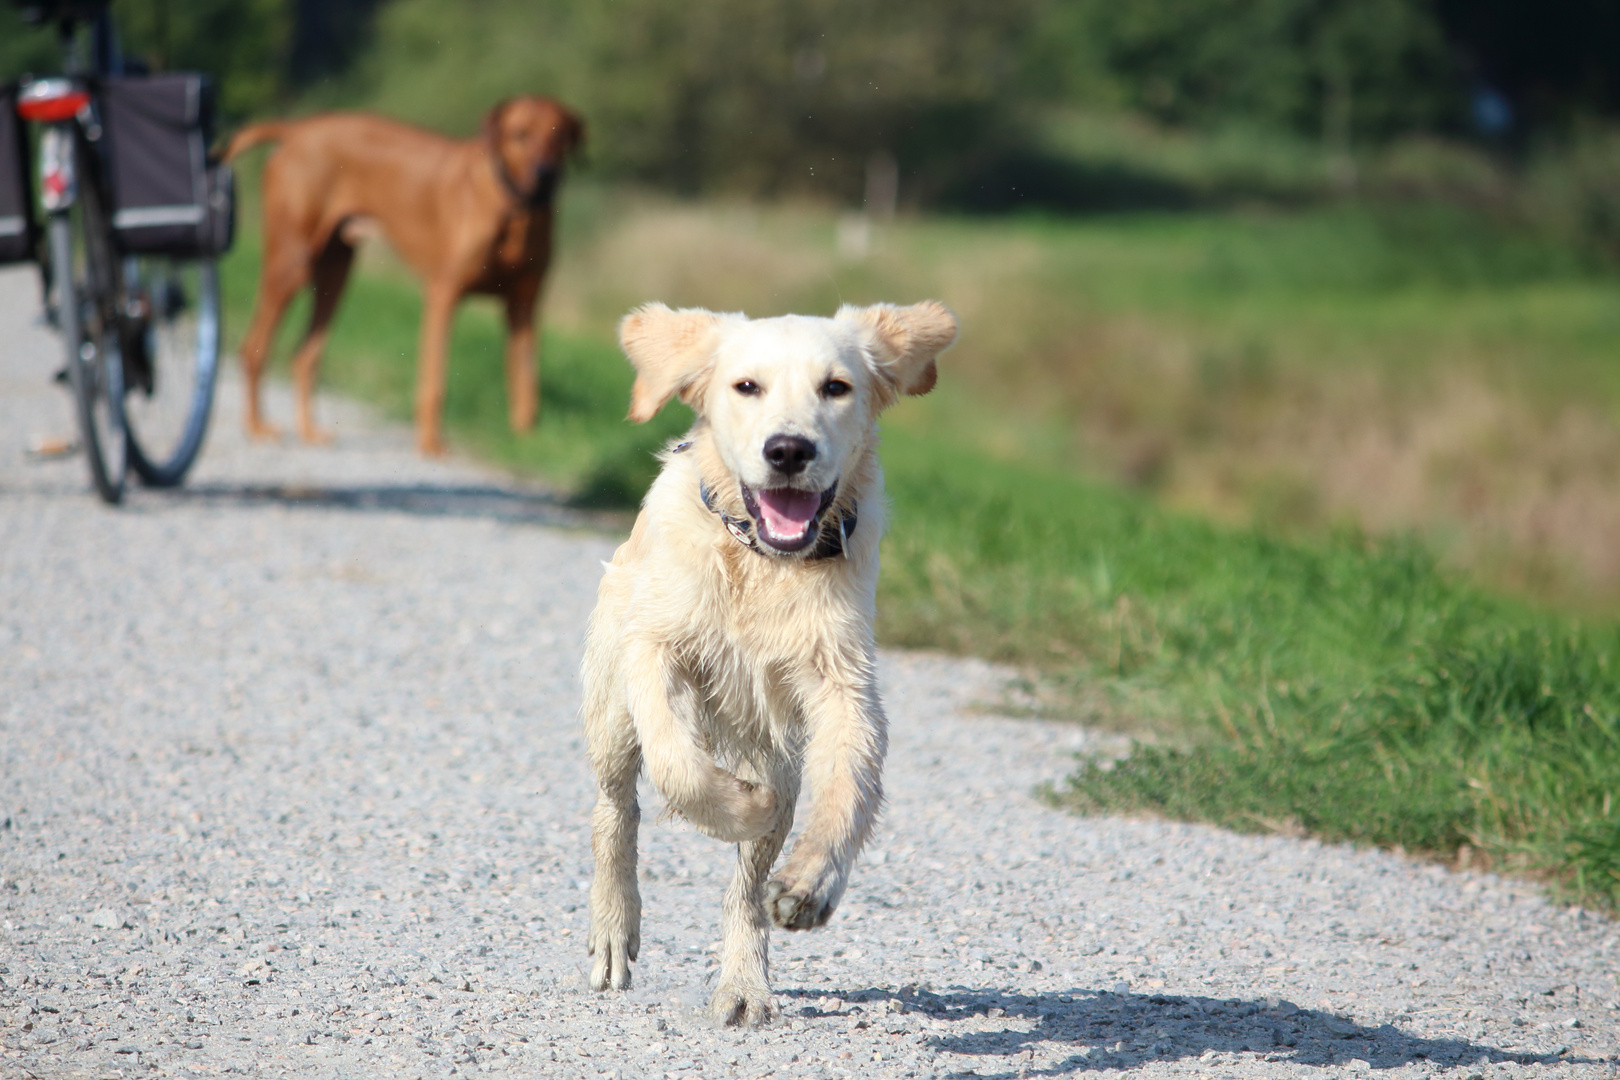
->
582;300;956;1025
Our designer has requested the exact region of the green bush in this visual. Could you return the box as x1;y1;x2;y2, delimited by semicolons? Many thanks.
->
1526;125;1620;261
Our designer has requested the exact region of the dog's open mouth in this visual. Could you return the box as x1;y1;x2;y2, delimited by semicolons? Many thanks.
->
741;483;838;553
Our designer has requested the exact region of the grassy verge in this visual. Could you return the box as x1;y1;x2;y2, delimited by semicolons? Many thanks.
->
217;225;694;505
217;191;1620;911
226;173;1620;607
878;434;1620;905
543;188;1620;612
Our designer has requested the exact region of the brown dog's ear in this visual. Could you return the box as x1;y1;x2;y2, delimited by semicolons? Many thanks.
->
563;107;586;159
481;98;512;150
620;303;729;422
838;300;957;399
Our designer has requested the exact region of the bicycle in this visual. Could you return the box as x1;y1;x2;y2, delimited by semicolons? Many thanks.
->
9;0;229;503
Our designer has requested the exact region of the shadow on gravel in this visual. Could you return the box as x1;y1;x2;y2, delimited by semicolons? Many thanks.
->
785;987;1591;1076
147;481;628;531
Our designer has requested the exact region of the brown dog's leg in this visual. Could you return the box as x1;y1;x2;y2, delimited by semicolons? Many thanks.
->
414;283;459;457
290;237;355;446
238;243;311;441
503;280;541;432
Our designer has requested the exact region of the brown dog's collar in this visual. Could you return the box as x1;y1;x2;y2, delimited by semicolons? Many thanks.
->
491;151;560;209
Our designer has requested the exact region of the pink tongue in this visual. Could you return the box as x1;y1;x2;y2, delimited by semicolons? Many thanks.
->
756;487;821;539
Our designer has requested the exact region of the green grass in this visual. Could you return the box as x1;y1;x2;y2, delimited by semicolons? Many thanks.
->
219;233;693;506
877;435;1620;904
218;192;1620;912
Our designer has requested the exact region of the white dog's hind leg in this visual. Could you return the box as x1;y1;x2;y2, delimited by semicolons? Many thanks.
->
712;762;800;1026
626;642;777;843
766;675;886;930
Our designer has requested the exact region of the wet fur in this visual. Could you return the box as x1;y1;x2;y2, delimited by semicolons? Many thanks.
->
582;301;955;1025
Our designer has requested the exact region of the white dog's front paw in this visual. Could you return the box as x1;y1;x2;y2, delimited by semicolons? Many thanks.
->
711;981;776;1027
764;866;841;931
586;900;639;992
587;860;640;991
587;926;636;991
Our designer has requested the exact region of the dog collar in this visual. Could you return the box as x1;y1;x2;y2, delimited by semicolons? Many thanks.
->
679;443;855;560
491;153;561;209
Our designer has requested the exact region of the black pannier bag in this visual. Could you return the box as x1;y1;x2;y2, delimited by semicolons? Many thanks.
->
99;73;234;258
0;82;38;264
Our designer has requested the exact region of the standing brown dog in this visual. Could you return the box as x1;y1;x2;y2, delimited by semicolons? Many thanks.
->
224;97;584;455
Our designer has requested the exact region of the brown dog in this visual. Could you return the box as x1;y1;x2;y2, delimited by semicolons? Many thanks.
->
224;97;584;455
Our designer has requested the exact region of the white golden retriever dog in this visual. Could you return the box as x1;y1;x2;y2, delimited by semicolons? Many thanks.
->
582;300;957;1025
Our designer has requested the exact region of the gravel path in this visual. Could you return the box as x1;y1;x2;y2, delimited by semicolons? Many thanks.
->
2;263;1617;1080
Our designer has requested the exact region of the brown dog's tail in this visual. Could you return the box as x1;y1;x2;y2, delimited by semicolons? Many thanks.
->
222;121;293;162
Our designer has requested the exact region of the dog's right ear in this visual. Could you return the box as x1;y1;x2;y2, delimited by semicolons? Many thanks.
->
620;304;726;423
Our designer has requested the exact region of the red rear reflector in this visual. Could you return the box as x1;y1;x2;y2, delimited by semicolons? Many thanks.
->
17;82;90;123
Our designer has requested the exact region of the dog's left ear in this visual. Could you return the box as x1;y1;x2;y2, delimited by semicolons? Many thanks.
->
838;300;957;399
621;303;730;422
481;98;512;150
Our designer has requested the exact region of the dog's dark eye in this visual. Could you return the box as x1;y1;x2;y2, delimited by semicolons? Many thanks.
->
734;380;761;397
822;379;852;399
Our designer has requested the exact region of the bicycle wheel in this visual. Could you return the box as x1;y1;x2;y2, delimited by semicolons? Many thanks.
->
49;199;127;504
122;257;220;487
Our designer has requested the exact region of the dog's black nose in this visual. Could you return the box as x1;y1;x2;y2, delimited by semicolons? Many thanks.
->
763;434;817;475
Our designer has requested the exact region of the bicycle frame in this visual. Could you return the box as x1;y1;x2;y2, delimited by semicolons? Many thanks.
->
17;8;117;325
22;83;121;345
15;9;130;499
15;2;225;499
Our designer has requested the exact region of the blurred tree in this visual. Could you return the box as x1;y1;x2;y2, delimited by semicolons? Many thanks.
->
287;0;383;87
1437;0;1620;132
8;0;1615;206
1024;0;1461;146
116;0;291;119
0;0;292;120
0;8;67;80
346;0;1036;202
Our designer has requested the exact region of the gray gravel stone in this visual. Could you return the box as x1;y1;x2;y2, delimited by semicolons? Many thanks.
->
2;264;1618;1078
